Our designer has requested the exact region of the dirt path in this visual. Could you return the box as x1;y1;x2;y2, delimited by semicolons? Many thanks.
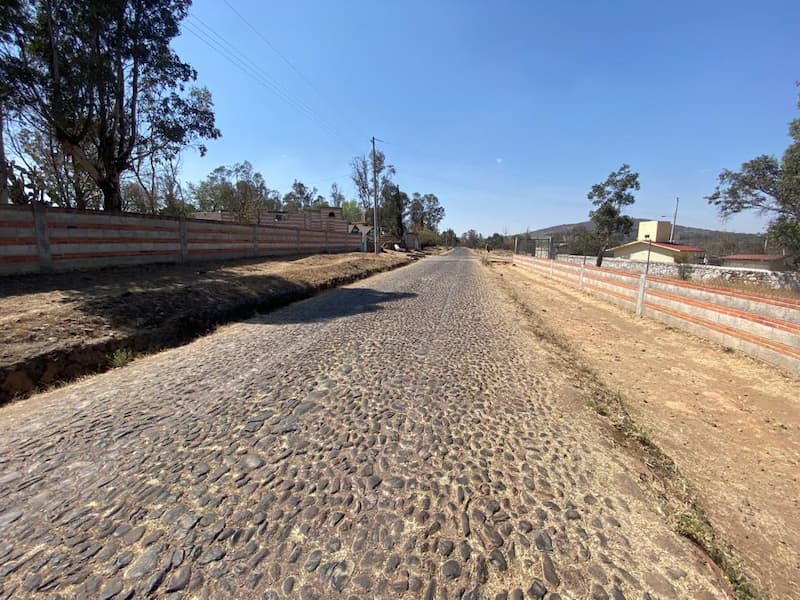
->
490;260;799;599
0;252;413;403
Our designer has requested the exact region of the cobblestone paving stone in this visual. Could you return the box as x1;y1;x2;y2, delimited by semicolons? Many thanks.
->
0;248;731;599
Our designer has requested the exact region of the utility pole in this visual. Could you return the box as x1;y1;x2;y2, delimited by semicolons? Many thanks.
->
669;196;679;242
371;136;380;254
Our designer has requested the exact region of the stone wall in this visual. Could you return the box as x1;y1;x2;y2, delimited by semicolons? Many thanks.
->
555;254;800;292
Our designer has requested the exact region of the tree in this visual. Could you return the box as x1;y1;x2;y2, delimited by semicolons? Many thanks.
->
587;164;639;266
407;193;425;231
567;226;603;256
190;161;276;222
440;228;458;246
707;89;800;263
487;233;505;250
462;229;483;249
340;199;361;223
283;179;317;210
11;126;102;208
329;182;345;207
350;149;394;221
422;193;445;232
2;0;220;211
380;183;408;239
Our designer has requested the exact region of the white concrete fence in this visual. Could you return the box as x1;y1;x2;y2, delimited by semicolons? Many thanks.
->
513;254;800;376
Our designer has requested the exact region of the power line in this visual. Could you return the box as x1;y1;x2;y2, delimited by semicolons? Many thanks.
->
220;0;365;142
182;17;353;151
184;16;349;146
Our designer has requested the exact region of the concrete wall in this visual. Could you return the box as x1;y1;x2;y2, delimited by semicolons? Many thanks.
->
637;220;672;242
0;204;360;275
555;254;800;292
513;254;800;376
619;245;681;263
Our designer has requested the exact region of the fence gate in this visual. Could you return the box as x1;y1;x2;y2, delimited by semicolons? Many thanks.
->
518;237;555;259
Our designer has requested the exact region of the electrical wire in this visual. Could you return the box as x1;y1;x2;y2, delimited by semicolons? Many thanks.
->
182;17;354;151
220;0;365;142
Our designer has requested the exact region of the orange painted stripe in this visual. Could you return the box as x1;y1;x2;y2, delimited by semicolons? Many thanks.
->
646;301;800;361
646;288;800;337
186;238;255;244
0;220;35;228
0;237;37;245
649;275;800;310
51;250;178;260
583;271;639;291
0;254;38;264
49;237;178;245
585;282;636;303
48;222;178;232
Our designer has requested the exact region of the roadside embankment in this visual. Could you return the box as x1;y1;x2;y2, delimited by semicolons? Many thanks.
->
0;252;414;404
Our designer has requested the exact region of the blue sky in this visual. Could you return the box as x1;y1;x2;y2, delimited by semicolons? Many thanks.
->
173;0;800;236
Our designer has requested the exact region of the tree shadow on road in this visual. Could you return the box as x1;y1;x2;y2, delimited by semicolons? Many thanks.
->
254;287;417;324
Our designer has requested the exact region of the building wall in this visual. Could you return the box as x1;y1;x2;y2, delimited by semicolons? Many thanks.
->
637;220;672;242
617;245;679;263
0;205;360;275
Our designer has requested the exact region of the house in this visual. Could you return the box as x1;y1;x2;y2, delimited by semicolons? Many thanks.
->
610;220;703;263
194;206;349;231
720;254;788;271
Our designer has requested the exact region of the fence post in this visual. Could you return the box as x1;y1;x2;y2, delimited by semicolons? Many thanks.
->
324;230;329;253
31;202;52;271
635;273;647;316
549;259;554;278
579;261;585;291
178;217;188;261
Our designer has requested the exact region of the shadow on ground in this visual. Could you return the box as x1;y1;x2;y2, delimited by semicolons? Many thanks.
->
257;288;417;324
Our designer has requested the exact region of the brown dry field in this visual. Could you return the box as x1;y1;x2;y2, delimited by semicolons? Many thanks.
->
489;259;799;599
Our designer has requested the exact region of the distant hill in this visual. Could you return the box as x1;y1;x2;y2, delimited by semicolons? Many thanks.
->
517;219;768;257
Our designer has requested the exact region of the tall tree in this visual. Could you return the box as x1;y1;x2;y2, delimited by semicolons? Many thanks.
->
350;149;394;221
422;193;445;231
587;163;639;266
329;182;345;207
407;193;425;231
283;179;318;210
440;228;458;247
2;0;220;211
707;88;800;263
190;161;276;222
340;199;361;223
11;125;101;208
380;183;408;239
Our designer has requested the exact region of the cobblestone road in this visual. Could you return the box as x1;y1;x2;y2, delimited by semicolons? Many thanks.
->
0;248;731;599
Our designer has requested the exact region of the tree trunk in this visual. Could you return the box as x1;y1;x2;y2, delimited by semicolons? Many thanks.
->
0;105;8;204
100;171;122;211
596;244;606;267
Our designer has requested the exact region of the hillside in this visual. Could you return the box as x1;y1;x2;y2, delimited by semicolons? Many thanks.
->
519;219;768;257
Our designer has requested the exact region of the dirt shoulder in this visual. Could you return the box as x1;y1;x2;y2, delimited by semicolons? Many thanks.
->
0;251;414;404
489;261;799;600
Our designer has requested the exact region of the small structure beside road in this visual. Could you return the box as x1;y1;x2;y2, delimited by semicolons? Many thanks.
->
610;220;703;263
